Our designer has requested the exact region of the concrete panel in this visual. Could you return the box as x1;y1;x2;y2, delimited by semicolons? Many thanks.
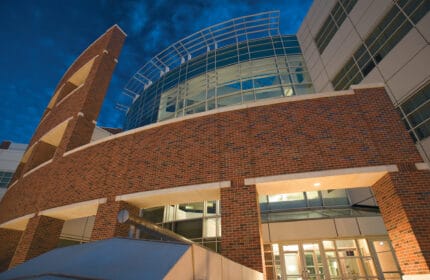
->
0;188;6;199
417;137;430;162
416;12;430;42
334;218;361;236
322;82;334;92
378;29;427;80
266;220;337;241
308;50;322;73
357;216;388;235
324;27;362;79
349;0;374;27
222;258;243;280
242;265;264;280
192;245;222;280
261;224;270;243
313;69;331;93
387;46;430;101
322;19;355;70
308;0;337;37
355;0;393;39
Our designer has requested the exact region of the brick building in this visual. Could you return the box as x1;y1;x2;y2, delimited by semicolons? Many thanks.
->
0;6;429;280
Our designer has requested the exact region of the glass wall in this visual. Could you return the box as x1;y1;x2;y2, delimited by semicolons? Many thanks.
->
268;238;401;280
259;189;380;223
140;200;221;252
125;35;314;129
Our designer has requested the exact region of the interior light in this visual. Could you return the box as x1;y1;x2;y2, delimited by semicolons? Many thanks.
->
379;241;384;246
313;182;321;187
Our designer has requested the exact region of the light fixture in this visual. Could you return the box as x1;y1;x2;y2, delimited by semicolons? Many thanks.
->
313;182;321;187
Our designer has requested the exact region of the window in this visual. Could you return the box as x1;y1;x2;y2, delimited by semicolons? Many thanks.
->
267;238;401;280
398;83;430;141
0;171;13;188
140;200;222;252
332;2;427;90
314;0;358;53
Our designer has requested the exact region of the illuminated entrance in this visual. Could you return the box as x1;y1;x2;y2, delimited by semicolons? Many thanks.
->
271;238;401;280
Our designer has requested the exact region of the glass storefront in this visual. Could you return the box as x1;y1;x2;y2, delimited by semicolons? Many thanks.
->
140;200;221;252
267;238;401;280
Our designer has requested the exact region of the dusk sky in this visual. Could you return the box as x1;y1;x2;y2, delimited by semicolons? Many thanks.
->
0;0;312;143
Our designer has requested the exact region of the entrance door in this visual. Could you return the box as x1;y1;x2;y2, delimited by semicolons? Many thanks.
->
281;242;325;280
302;243;325;280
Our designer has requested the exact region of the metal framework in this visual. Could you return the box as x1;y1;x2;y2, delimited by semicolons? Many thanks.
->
122;11;281;105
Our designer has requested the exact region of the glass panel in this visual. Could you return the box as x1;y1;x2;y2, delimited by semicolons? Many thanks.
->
323;240;335;250
268;192;307;210
322;189;349;206
306;191;322;207
339;257;366;278
177;202;204;220
283;244;299;251
174;219;203;239
284;253;301;275
255;87;283;100
204;218;217;238
363;257;378;277
326;251;341;277
206;200;217;215
357;238;371;256
217;93;242;107
140;207;164;223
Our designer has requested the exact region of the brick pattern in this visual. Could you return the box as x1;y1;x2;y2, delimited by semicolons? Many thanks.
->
221;183;265;273
10;26;125;183
0;65;427;274
372;170;430;275
91;200;139;241
9;215;64;269
0;228;22;272
0;88;422;224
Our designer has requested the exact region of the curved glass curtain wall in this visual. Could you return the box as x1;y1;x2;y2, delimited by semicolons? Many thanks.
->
124;35;314;129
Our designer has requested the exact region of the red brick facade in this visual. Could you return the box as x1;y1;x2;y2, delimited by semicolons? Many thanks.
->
0;229;21;272
1;25;429;277
373;170;430;275
221;182;265;273
9;215;64;269
91;200;139;241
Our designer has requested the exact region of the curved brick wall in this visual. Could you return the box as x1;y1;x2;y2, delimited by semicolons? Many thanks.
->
0;87;421;224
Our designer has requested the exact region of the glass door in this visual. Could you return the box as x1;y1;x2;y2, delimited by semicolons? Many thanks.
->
282;244;303;280
302;243;325;280
281;242;326;280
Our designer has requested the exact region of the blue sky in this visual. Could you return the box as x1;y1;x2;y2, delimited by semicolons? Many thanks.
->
0;0;312;143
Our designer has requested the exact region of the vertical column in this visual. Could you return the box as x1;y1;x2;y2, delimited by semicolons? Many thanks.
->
0;228;22;272
372;169;430;279
90;200;139;241
221;182;265;273
9;215;64;268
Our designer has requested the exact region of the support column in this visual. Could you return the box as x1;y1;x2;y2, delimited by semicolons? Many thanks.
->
90;200;139;241
372;169;430;279
9;215;64;269
0;228;22;272
221;182;265;273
